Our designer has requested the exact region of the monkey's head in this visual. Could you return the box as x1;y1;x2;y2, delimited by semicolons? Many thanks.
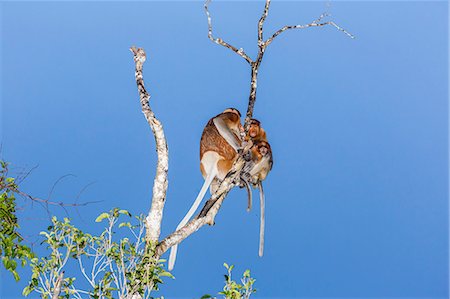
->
256;140;271;157
249;119;262;139
223;108;241;117
222;108;244;136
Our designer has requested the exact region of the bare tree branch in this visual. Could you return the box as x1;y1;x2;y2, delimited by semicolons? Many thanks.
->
15;189;102;207
257;0;270;45
1;163;100;210
130;46;169;244
204;0;253;65
265;14;354;47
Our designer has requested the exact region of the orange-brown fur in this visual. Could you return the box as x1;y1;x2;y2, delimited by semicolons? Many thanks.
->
246;119;267;142
169;108;243;271
250;140;273;183
200;111;242;177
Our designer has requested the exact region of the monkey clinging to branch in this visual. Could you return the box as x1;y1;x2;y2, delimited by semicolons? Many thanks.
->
168;108;244;271
242;119;273;257
246;119;267;142
242;118;269;211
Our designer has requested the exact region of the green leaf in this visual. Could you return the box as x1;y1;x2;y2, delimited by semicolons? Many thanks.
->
159;271;175;279
118;222;131;228
95;213;109;222
12;270;20;281
118;210;132;217
23;286;33;296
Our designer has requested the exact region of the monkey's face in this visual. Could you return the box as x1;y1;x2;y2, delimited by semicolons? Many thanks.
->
249;123;261;138
257;141;271;157
259;146;268;156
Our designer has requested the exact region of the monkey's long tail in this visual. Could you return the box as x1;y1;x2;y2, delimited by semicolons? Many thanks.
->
243;179;253;212
258;182;265;257
168;168;218;271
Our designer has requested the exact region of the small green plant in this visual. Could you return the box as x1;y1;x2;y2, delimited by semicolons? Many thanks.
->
0;160;34;281
23;208;173;299
202;263;256;299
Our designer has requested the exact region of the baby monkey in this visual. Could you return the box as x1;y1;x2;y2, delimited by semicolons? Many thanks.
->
246;118;267;142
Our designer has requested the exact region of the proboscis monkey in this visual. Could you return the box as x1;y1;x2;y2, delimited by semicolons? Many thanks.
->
242;120;273;257
168;108;243;270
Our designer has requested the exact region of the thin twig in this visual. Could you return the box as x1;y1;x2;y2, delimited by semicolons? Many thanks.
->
257;0;271;45
16;190;102;208
47;174;76;202
265;18;354;47
204;0;253;64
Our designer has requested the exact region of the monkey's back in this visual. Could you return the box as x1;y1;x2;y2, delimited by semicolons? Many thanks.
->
200;119;237;162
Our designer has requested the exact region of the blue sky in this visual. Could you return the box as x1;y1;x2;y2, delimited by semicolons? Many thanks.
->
1;1;448;298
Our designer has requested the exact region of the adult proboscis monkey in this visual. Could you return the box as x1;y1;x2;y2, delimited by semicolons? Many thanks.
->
168;108;243;270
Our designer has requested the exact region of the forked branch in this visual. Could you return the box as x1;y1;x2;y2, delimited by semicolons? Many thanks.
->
205;0;253;64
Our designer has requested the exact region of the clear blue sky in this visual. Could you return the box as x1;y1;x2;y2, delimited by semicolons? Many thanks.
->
1;1;448;298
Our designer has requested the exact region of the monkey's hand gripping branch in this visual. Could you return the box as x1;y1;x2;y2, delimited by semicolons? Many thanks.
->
130;46;169;245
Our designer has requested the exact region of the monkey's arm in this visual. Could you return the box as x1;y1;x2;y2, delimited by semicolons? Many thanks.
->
213;117;241;151
249;156;270;178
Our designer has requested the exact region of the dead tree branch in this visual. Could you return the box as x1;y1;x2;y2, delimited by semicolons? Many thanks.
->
130;46;169;244
205;0;253;64
0;163;102;209
265;13;354;47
